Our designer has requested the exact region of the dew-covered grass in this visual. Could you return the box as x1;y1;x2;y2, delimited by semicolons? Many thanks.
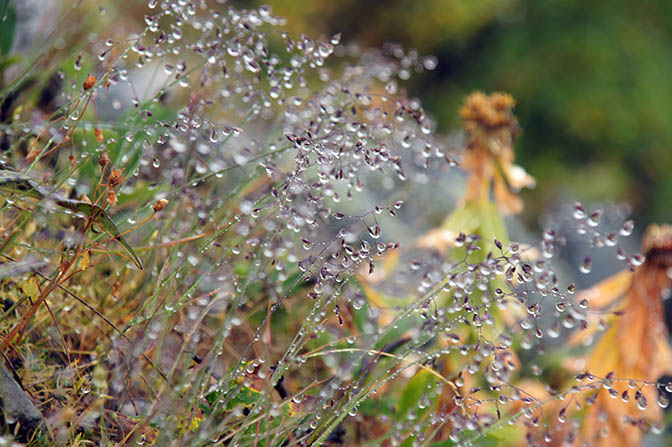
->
1;2;671;447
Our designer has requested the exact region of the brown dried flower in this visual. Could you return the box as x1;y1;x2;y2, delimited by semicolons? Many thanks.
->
106;190;118;206
83;74;97;91
98;152;110;168
94;128;104;143
108;168;124;187
153;198;168;212
460;91;518;137
459;91;535;215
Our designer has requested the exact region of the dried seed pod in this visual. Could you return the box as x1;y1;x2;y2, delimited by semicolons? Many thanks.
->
153;198;168;212
83;74;96;91
108;169;124;187
98;152;110;168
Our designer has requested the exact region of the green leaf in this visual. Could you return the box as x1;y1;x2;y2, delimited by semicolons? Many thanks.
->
452;425;524;447
396;369;435;421
19;276;39;299
56;199;144;270
0;0;15;57
441;203;481;236
0;169;48;200
476;200;509;249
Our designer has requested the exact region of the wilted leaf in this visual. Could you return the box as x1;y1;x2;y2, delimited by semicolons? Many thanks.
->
0;258;47;279
19;276;40;300
577;224;672;446
0;168;143;269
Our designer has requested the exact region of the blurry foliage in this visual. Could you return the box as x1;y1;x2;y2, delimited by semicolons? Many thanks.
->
260;0;672;223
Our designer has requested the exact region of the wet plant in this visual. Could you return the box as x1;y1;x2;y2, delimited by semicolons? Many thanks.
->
0;1;670;446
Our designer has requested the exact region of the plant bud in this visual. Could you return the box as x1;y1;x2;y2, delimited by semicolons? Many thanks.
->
98;152;110;168
153;198;168;212
83;74;97;91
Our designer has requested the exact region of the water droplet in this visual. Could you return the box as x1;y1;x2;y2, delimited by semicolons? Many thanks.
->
579;256;592;274
423;55;438;70
557;409;567;423
74;53;83;71
637;396;648;410
368;224;381;239
587;210;601;227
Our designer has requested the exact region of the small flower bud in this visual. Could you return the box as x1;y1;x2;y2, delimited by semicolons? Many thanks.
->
83;74;97;91
153;198;168;212
107;190;118;206
108;168;124;187
98;152;110;168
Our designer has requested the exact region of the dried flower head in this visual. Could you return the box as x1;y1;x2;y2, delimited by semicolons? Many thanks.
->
98;152;110;168
153;198;168;212
460;91;518;140
106;190;118;206
83;74;97;91
460;91;535;215
108;168;123;187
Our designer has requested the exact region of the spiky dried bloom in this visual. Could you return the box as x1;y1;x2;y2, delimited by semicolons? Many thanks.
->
461;91;518;137
460;91;535;215
107;169;123;187
106;189;117;206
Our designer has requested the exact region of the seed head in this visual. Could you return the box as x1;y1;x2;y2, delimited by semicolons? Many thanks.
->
94;127;104;143
83;74;97;91
106;190;118;206
98;152;110;168
460;91;518;135
108;168;124;187
153;198;168;212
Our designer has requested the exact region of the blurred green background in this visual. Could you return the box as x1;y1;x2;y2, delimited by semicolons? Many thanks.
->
248;0;672;225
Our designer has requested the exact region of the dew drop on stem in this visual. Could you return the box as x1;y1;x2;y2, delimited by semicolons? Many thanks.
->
579;255;592;274
621;219;634;236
